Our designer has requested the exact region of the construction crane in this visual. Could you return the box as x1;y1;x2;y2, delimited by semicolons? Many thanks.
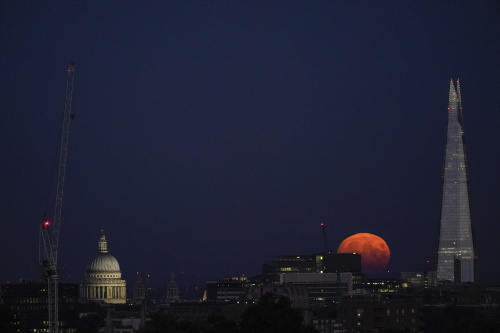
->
39;62;75;333
320;222;330;254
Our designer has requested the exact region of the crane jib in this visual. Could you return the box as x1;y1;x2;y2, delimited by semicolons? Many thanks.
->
39;62;75;333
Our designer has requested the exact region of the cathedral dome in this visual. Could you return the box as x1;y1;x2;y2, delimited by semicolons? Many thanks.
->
85;229;122;274
86;253;121;273
80;229;126;304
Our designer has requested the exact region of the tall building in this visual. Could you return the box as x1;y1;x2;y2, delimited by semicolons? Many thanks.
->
436;79;476;283
79;229;127;303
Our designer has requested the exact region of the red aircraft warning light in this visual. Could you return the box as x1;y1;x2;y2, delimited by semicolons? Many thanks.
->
43;221;50;227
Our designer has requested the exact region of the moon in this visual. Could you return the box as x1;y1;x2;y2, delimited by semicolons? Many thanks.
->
337;233;390;274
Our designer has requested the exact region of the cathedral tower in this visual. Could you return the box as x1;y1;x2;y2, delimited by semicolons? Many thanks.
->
165;272;180;303
436;79;476;283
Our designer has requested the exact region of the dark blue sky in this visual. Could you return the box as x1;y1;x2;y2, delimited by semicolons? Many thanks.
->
1;1;499;288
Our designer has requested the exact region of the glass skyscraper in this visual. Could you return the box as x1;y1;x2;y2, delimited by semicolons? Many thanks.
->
436;79;476;283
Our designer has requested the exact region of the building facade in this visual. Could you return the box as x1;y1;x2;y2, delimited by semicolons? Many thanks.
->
436;79;476;283
206;276;254;302
342;295;424;333
79;229;126;304
1;280;80;333
273;254;322;275
401;271;437;289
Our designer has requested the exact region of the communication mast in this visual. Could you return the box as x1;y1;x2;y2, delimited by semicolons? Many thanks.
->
320;223;330;254
39;62;76;333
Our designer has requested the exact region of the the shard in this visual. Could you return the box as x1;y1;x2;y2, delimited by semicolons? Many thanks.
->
436;79;476;283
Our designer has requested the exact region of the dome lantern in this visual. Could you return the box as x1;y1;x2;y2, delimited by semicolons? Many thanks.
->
99;228;108;253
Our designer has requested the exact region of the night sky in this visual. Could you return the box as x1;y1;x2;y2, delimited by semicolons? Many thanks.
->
1;1;499;289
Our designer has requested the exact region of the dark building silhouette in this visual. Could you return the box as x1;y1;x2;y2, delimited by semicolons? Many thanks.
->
206;276;253;302
342;294;424;333
322;253;361;273
0;280;80;333
272;254;322;276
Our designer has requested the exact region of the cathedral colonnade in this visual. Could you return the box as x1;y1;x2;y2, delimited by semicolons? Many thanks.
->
80;284;126;300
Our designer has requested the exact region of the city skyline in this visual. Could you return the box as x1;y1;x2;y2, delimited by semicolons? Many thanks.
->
1;1;499;287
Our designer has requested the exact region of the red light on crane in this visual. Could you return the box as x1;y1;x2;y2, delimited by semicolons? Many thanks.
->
44;221;50;227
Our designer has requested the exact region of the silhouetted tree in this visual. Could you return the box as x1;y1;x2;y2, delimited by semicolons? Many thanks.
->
239;293;317;333
139;312;181;333
139;296;318;333
206;314;238;333
76;312;105;333
138;313;231;333
380;329;410;333
423;305;500;333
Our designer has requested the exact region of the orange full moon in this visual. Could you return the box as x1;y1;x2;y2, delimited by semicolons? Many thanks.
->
337;233;390;274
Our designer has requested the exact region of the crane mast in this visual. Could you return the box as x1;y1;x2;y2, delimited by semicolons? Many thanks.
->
39;62;75;333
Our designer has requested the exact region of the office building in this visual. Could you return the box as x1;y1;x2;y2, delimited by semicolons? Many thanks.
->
436;79;476;283
0;280;79;333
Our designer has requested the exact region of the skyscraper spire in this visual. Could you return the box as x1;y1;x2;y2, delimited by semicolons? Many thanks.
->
448;79;459;106
437;79;476;283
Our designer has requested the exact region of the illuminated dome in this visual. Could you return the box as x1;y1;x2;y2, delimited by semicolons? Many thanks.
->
80;229;126;304
86;253;121;273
